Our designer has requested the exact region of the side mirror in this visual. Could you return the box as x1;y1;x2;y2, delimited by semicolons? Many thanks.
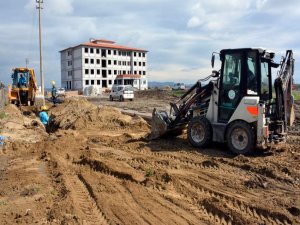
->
212;70;219;77
211;54;215;68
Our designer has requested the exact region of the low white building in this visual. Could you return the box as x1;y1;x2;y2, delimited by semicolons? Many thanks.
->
60;39;148;94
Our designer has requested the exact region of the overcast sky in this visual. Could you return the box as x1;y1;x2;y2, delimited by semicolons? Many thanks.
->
0;0;299;87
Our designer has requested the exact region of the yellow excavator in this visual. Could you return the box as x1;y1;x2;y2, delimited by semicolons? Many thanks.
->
8;68;37;106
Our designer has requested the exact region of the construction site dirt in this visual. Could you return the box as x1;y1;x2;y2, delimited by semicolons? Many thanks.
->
0;93;299;225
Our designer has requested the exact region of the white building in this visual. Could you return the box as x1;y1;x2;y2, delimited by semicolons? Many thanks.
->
60;39;148;93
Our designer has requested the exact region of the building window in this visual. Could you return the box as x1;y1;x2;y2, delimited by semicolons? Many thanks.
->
108;70;112;75
90;48;94;54
108;49;111;55
85;48;88;53
90;59;94;64
114;60;117;65
143;71;146;75
123;70;126;74
139;62;142;66
85;58;89;64
102;70;107;78
143;80;146;84
101;49;106;57
91;69;94;75
134;52;136;57
114;70;117;75
108;60;111;65
114;80;117;85
67;50;72;56
91;80;94;85
96;49;100;54
68;71;73;76
85;80;89;85
134;62;137;66
85;69;89;74
134;71;137;74
142;53;145;57
139;71;142;75
114;50;117;55
96;59;100;64
143;62;146;66
67;61;72;66
97;80;100;85
139;52;141;57
97;69;100;75
102;80;107;88
118;51;121;56
108;80;112;85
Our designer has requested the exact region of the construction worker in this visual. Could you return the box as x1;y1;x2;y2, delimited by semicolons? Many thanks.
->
18;74;27;87
51;81;57;105
39;105;49;130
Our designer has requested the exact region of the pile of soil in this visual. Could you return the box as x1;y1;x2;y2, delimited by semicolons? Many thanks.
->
135;89;175;100
289;100;300;135
48;98;150;132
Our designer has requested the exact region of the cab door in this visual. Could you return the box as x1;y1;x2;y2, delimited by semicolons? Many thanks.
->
218;52;243;123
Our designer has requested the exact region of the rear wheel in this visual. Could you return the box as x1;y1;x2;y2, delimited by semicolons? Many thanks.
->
226;121;255;155
188;117;212;148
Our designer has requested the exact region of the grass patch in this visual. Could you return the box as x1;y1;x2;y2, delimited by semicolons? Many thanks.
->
145;168;155;177
171;90;186;97
0;111;6;120
293;91;300;101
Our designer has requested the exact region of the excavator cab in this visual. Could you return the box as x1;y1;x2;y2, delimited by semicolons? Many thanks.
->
8;68;37;106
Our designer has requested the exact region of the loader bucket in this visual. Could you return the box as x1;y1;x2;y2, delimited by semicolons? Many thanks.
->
150;108;168;139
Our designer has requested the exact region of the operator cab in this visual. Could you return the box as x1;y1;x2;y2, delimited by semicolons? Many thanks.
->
11;69;31;88
215;48;278;123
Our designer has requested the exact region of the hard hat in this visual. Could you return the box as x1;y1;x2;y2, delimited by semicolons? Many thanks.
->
40;105;49;111
52;81;55;86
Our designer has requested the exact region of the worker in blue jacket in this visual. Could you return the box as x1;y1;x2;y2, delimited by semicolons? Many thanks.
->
39;105;49;129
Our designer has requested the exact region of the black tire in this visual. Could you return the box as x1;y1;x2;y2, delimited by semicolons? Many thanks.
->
187;116;212;148
226;121;255;155
119;95;124;102
109;95;113;101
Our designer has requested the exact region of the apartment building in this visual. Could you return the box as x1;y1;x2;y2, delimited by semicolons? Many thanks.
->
60;39;148;93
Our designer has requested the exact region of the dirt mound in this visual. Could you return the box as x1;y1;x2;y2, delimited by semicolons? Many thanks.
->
135;89;174;100
48;98;150;132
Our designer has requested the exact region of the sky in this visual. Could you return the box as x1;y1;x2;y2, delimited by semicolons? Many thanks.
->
0;0;299;88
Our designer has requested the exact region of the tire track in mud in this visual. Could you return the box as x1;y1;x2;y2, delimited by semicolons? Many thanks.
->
178;179;292;225
67;174;110;225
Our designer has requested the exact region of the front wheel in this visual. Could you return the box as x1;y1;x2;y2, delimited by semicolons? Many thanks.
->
226;121;255;155
187;117;212;148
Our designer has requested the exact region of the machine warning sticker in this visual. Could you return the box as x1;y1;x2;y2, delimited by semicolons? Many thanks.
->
228;90;235;100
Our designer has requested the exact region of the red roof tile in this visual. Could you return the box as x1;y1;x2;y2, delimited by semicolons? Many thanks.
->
81;42;147;52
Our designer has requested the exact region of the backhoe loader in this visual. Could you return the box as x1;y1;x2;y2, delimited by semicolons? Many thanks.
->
151;48;294;155
8;68;37;106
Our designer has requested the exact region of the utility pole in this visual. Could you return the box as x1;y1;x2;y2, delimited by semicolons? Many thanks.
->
36;0;45;105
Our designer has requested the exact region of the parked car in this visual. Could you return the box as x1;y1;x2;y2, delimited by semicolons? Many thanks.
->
172;83;186;90
57;88;66;97
109;85;134;101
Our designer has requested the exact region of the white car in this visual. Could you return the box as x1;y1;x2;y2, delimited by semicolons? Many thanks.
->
173;83;186;90
109;85;134;101
57;88;66;97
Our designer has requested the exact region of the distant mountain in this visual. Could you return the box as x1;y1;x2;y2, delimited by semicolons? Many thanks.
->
148;81;175;88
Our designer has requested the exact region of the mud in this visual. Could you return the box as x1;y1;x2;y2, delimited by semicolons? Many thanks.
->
0;98;299;224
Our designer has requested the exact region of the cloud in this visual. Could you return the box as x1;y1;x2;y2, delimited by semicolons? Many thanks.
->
0;0;300;88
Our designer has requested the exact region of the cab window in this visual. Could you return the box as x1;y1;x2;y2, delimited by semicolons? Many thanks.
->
261;61;269;101
247;52;258;95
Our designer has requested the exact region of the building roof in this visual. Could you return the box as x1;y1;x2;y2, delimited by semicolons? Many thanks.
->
60;39;148;52
116;74;141;79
